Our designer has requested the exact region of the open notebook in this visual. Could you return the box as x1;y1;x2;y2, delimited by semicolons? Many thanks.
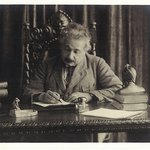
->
32;100;76;111
32;101;70;107
81;108;145;119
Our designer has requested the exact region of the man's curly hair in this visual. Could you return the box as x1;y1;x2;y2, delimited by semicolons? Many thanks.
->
59;22;91;51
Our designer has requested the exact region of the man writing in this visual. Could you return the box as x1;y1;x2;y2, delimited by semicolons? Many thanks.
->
23;22;123;142
23;23;122;105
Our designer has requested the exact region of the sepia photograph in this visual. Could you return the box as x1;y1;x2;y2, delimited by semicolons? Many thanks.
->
0;2;150;145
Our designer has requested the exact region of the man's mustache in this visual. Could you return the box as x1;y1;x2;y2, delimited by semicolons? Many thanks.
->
64;58;75;63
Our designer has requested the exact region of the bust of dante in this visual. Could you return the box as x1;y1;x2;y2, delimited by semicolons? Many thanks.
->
117;64;145;94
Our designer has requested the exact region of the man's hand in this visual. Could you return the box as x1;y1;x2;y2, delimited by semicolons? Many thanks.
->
47;90;60;100
38;90;60;104
67;92;92;103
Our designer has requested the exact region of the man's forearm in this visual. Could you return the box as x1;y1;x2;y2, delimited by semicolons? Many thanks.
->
89;85;122;102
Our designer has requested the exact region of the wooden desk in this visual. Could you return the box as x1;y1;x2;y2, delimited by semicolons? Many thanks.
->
0;102;150;142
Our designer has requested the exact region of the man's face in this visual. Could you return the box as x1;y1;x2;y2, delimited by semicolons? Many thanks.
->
61;38;86;67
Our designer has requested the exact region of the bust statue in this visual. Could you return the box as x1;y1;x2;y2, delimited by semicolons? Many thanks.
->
12;97;21;110
117;64;145;94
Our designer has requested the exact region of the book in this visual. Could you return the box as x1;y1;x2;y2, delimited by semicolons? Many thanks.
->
32;101;77;111
114;92;148;104
81;108;145;119
0;102;2;109
0;82;8;89
0;89;8;99
111;100;148;111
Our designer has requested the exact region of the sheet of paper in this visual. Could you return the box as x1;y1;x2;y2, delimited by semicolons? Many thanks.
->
32;100;70;107
81;108;145;119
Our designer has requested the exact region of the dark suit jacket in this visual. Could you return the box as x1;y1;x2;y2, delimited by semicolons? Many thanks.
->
23;53;122;102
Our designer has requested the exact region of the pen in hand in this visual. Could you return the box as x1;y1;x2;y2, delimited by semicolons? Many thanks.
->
58;98;69;104
47;90;69;104
47;90;60;103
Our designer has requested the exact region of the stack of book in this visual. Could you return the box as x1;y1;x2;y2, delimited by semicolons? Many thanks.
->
112;92;149;111
0;82;8;112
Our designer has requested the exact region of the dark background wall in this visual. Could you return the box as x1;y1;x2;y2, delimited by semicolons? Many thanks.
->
0;6;24;104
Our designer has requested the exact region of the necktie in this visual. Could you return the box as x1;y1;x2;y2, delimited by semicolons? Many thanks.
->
65;67;74;87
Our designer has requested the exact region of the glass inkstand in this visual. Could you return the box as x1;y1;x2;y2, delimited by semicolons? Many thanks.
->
76;97;89;113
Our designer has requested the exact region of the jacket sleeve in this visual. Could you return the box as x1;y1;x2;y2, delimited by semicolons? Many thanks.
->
90;58;123;101
22;60;47;104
